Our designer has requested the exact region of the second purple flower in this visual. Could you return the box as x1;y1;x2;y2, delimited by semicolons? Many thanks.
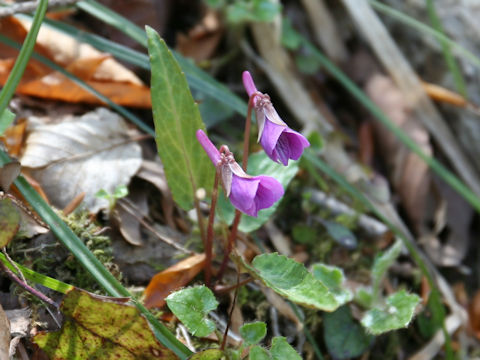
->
242;71;310;166
196;130;284;217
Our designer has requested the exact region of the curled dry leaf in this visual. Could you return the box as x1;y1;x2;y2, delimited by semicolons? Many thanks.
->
0;17;151;107
20;108;142;213
144;253;206;309
366;74;432;232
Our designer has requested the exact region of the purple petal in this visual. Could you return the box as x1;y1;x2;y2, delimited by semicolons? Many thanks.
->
242;71;257;98
281;129;310;161
254;176;284;213
260;118;286;159
196;130;221;165
274;135;292;166
229;174;260;217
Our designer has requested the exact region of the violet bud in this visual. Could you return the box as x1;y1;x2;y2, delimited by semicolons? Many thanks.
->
242;71;310;166
196;130;284;217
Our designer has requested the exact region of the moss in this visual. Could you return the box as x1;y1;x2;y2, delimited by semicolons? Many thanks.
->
9;209;121;295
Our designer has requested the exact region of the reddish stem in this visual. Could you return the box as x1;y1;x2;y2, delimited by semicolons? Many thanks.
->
216;93;258;283
220;271;241;351
205;168;221;288
0;261;58;308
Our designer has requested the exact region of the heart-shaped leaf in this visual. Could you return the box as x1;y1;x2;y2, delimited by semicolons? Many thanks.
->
240;321;267;346
236;253;344;311
166;286;219;337
360;290;420;335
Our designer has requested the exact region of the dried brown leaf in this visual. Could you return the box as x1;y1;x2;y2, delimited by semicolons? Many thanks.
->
144;253;206;309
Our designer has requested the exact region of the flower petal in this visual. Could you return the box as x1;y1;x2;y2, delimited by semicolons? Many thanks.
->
229;175;260;217
254;176;284;213
242;71;257;98
196;129;221;165
260;118;286;159
282;129;310;161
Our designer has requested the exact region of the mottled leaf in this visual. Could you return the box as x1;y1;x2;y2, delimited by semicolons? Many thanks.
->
323;306;373;359
240;321;267;346
218;152;298;232
0;197;20;247
361;290;421;335
146;26;213;211
34;288;177;359
312;264;353;305
166;286;219;337
189;349;224;360
236;253;342;311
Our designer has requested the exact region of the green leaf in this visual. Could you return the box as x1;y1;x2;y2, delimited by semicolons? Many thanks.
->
146;26;213;210
227;0;282;23
0;109;15;135
323;306;374;359
34;288;178;359
371;240;403;297
319;219;357;249
249;346;271;360
361;290;421;335
166;286;219;337
240;322;267;346
217;152;298;232
0;197;20;247
270;337;301;360
189;349;224;360
113;185;129;199
292;224;317;245
236;253;343;311
312;264;353;305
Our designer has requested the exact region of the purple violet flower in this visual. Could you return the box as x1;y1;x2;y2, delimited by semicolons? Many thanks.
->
242;71;310;166
196;130;284;217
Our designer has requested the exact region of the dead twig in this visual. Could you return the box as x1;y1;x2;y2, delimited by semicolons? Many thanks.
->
0;0;80;18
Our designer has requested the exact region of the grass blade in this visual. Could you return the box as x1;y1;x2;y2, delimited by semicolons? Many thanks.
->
425;0;466;97
290;26;480;213
0;252;73;294
370;0;480;71
0;0;47;114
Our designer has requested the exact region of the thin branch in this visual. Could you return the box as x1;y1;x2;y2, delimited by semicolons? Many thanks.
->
0;0;80;18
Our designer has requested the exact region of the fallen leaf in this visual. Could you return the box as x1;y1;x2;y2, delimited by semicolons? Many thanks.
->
0;304;10;360
176;10;222;62
366;74;432;233
5;308;30;358
33;288;178;359
0;17;151;107
20;108;142;213
144;253;206;309
0;197;20;247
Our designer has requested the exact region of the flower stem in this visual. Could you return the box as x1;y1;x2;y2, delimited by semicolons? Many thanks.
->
217;93;257;283
0;259;58;308
205;168;221;288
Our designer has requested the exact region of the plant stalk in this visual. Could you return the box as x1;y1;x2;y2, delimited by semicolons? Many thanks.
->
205;168;221;288
217;93;256;283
